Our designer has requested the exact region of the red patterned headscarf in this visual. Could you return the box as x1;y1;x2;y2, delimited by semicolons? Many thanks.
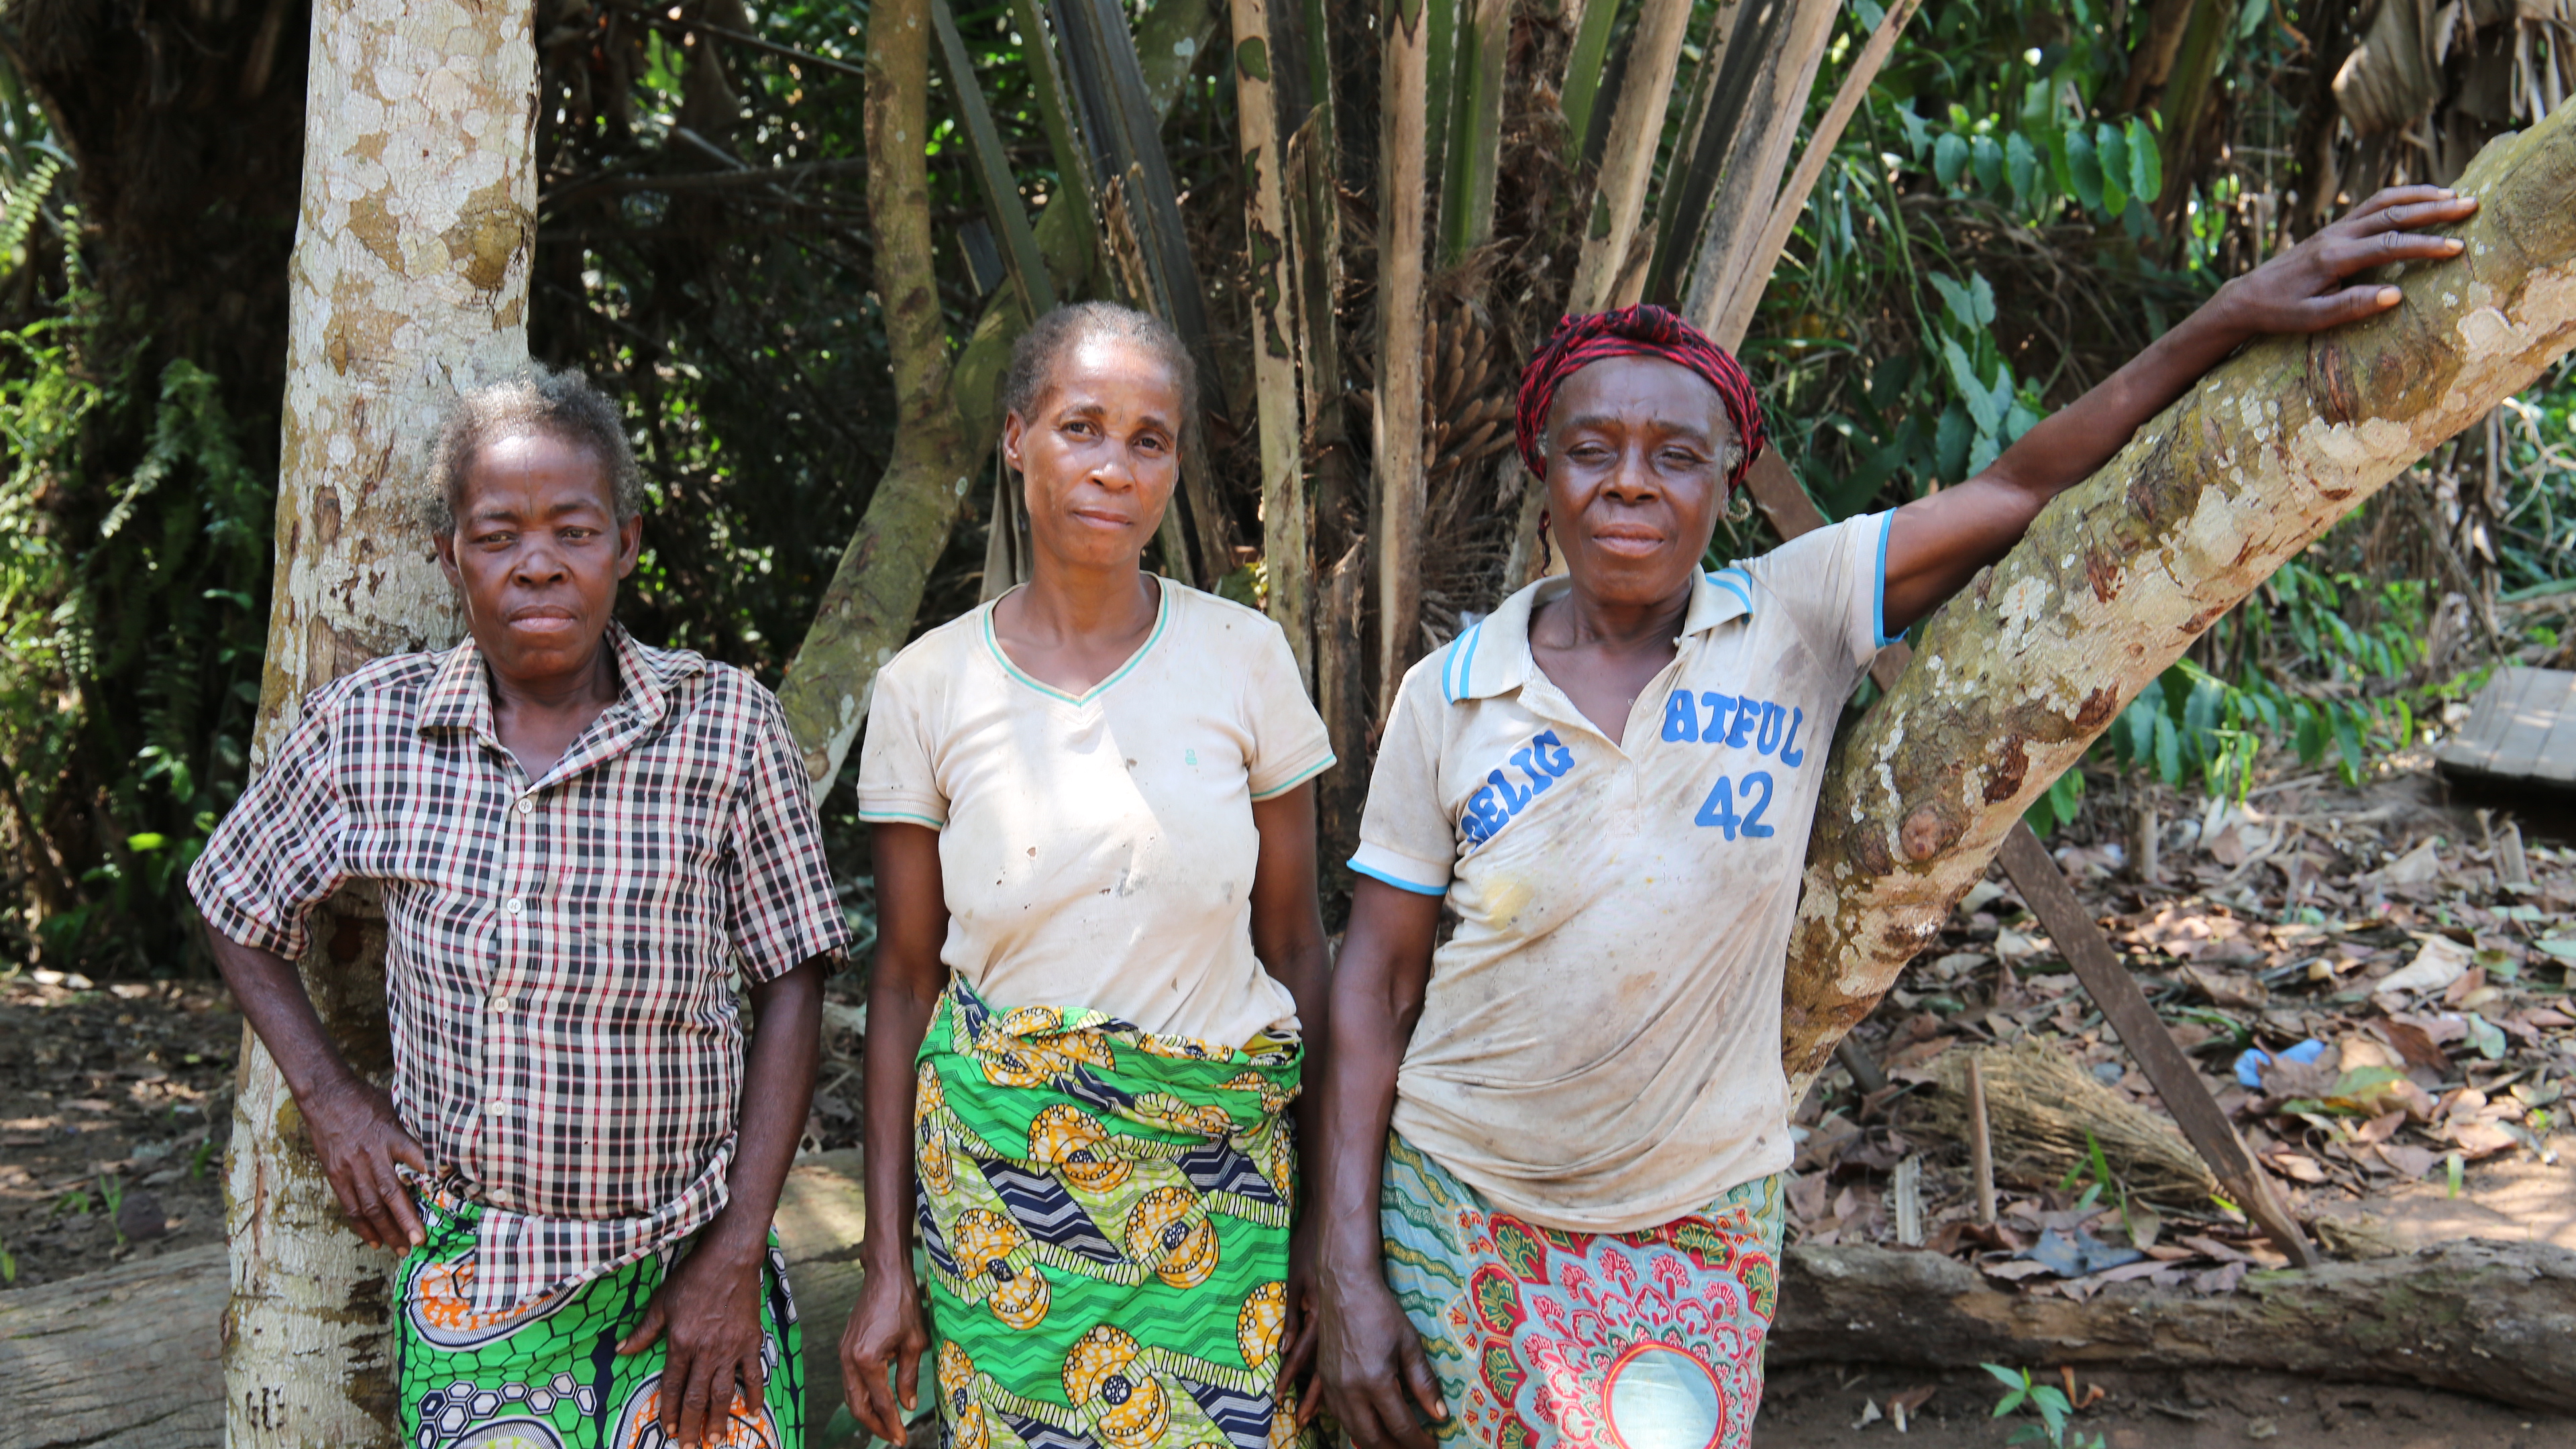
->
1513;305;1768;495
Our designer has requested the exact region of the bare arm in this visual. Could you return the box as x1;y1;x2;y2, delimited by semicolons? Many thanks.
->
617;956;826;1446
1880;185;2480;635
1314;878;1447;1449
839;822;949;1442
203;924;428;1250
1245;786;1332;1405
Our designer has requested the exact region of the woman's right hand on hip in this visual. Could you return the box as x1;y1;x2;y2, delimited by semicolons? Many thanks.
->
841;1265;930;1444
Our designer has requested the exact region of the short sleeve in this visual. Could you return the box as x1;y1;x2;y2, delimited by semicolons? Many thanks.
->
1348;657;1455;896
724;689;855;983
1241;623;1336;800
854;653;948;828
187;694;350;959
1737;510;1894;672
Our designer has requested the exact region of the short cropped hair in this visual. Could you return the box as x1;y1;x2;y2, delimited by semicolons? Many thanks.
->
425;366;643;533
998;302;1199;456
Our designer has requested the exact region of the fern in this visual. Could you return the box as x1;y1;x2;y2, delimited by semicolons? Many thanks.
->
0;154;57;269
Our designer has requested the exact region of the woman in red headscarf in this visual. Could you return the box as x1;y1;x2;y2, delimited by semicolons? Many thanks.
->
1313;186;2479;1449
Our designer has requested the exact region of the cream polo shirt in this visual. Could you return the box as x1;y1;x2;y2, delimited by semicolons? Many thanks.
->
1352;513;1896;1232
857;580;1336;1047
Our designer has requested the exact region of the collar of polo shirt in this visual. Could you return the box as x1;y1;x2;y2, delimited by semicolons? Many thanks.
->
1440;566;1759;704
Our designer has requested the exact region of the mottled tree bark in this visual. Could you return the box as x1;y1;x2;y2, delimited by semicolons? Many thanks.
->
226;1;538;1442
1781;105;2576;1100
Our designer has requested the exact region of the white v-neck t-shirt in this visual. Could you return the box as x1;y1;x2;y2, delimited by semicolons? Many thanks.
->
1352;514;1894;1231
857;579;1336;1046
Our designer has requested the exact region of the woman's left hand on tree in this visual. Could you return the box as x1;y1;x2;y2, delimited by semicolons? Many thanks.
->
2214;184;2478;336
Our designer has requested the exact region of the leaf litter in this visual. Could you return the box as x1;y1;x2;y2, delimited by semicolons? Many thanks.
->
1788;758;2576;1302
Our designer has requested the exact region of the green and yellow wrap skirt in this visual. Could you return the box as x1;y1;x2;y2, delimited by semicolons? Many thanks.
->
914;977;1305;1449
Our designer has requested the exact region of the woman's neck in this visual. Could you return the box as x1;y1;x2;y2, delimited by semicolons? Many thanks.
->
1534;575;1694;655
1007;555;1157;646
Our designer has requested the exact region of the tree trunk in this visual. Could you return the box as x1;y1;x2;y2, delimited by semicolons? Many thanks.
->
775;0;1216;799
1770;1239;2576;1413
1778;103;2576;1099
225;1;538;1442
1371;0;1432;709
1231;0;1312;688
773;0;964;799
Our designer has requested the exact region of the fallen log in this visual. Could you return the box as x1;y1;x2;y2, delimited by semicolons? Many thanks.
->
0;1244;226;1449
1769;1238;2576;1412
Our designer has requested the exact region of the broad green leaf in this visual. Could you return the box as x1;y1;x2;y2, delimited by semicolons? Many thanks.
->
2098;121;2130;215
1971;133;2004;193
2065;126;2105;212
1969;272;1998;325
1868;352;1915;412
2468;1014;2508;1061
1944;337;2001;433
1935;401;1973;480
1968;430;2002;475
1856;0;1887;26
2532;938;2576;961
1930;273;1978;330
1934;131;1969;188
2047;125;2077;201
2004;398;2042;441
2332;704;2366;782
2239;0;2271;36
1896;101;1932;160
2006;130;2040;203
2127;115;2162;200
1980;1364;2031;1391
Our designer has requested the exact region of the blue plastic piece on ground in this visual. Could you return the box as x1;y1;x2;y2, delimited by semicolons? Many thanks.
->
2234;1036;2328;1088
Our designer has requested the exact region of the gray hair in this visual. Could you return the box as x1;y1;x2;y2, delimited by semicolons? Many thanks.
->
999;301;1199;455
424;366;643;533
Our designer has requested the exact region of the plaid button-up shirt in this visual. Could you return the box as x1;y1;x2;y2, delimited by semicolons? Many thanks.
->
190;625;850;1311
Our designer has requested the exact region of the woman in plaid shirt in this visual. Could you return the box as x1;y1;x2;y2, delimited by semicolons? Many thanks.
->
191;368;851;1449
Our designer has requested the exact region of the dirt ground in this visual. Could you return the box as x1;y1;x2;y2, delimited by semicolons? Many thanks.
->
6;762;2575;1444
0;973;239;1289
1757;1364;2573;1448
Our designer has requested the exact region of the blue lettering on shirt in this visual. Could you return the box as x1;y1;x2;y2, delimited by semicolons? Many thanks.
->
1660;690;1809;767
1459;729;1572;847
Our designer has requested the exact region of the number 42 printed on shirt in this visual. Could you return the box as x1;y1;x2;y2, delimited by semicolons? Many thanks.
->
1661;687;1806;843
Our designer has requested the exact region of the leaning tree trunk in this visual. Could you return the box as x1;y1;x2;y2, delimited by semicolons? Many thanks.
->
1780;103;2576;1097
225;1;537;1442
775;0;1215;799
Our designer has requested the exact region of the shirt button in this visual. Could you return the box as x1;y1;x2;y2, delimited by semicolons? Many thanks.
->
504;897;523;916
490;994;512;1012
517;797;535;816
487;1101;511;1117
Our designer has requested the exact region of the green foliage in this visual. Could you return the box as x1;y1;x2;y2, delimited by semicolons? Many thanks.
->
2098;559;2432;806
1981;1364;2105;1449
2493;358;2576;600
0;282;271;971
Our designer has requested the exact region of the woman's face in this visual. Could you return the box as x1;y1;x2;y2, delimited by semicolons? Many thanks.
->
1002;335;1184;574
1542;354;1731;608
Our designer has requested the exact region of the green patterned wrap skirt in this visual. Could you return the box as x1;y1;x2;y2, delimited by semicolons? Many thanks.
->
395;1186;802;1449
914;975;1306;1449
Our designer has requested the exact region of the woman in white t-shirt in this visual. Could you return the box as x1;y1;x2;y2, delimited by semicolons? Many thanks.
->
837;303;1336;1449
1316;187;2479;1449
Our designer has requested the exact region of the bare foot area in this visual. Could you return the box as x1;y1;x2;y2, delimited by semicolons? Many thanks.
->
0;971;239;1290
1760;1364;2573;1448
